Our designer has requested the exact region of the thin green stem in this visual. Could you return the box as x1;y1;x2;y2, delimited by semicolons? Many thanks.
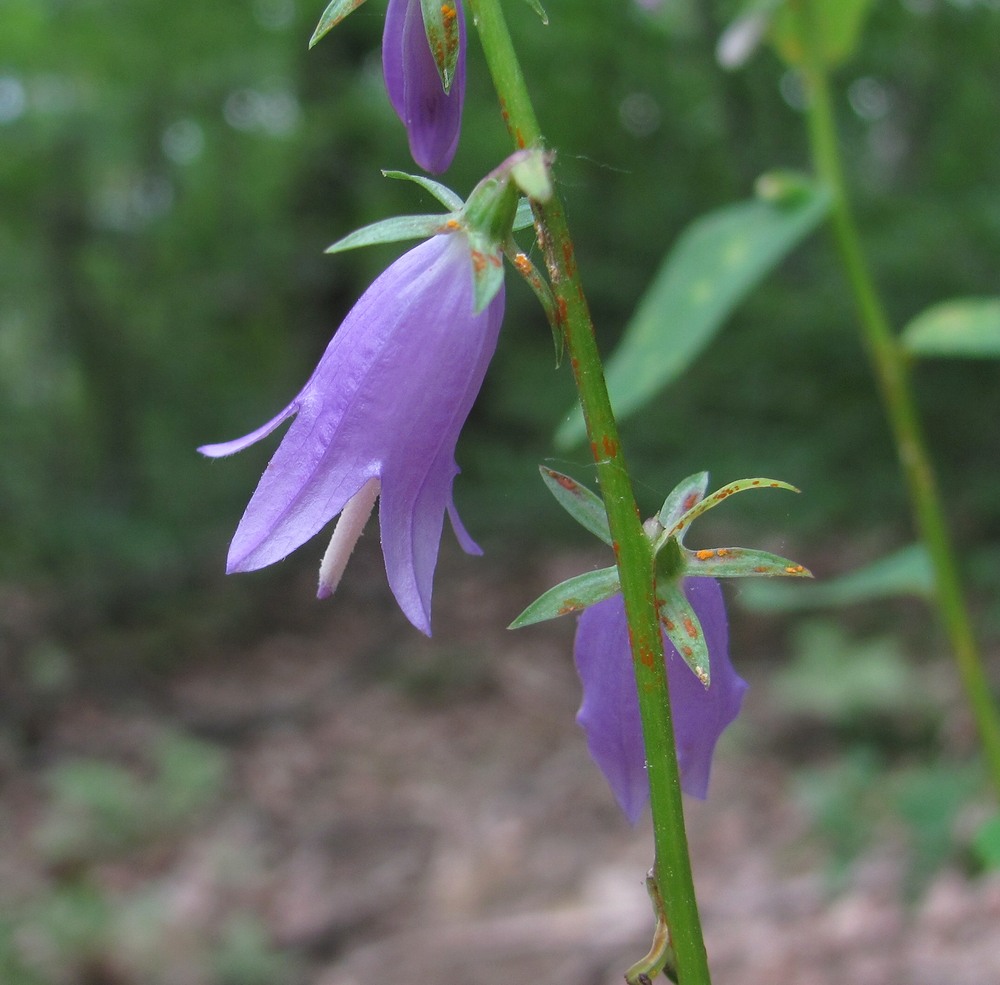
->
466;1;711;981
793;0;1000;796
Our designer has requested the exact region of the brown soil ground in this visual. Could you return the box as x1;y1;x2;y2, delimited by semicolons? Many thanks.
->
2;544;999;985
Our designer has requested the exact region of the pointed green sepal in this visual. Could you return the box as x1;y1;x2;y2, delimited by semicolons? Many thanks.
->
657;582;711;685
684;546;812;580
539;467;612;545
664;477;800;542
324;214;453;254
467;230;506;314
513;198;534;231
381;170;464;211
420;0;461;93
520;0;549;25
657;472;709;533
506;247;560;361
309;0;370;48
509;565;620;629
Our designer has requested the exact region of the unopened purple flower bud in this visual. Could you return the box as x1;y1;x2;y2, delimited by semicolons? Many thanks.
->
573;578;747;823
383;0;466;174
200;230;504;635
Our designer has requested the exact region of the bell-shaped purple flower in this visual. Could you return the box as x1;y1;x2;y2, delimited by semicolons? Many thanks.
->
383;0;466;174
199;231;504;635
574;578;747;823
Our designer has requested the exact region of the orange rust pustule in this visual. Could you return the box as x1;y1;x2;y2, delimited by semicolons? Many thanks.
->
556;296;569;325
561;241;576;277
785;564;806;574
515;127;526;148
601;434;617;458
637;642;656;669
683;617;699;640
547;470;578;491
682;492;699;511
590;440;599;460
662;617;675;631
470;250;488;274
695;549;713;561
611;540;621;556
557;599;582;616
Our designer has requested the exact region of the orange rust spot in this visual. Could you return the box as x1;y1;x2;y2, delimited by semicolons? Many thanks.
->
562;241;576;276
785;564;805;574
513;253;532;275
681;645;694;659
769;482;780;488
638;643;656;669
611;541;621;556
695;549;713;561
570;356;579;372
683;617;699;640
752;480;761;486
753;565;769;573
716;548;731;557
601;434;617;458
557;598;582;615
590;440;599;460
556;296;568;324
548;470;577;491
682;492;699;510
471;250;487;274
515;127;525;148
662;617;675;631
443;218;460;230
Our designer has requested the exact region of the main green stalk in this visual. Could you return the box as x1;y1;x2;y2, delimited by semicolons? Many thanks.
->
793;0;1000;795
466;2;712;982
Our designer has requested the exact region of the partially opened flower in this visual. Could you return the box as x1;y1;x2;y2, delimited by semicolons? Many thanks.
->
383;0;466;173
574;578;747;823
199;230;504;635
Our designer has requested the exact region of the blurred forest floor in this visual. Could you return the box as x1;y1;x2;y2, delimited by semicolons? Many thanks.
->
2;542;999;985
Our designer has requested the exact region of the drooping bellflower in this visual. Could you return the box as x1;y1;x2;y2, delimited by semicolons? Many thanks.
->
383;0;466;174
199;231;504;636
574;577;747;823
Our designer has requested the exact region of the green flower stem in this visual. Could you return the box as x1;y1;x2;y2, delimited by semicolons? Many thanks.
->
467;1;712;982
793;0;1000;796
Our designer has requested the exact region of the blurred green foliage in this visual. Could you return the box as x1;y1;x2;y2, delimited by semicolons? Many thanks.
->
1;0;998;606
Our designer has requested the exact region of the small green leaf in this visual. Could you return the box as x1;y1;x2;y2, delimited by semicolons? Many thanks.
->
539;467;612;545
509;565;620;628
513;198;534;232
520;0;549;24
309;0;370;48
555;183;831;448
657;472;709;532
739;544;935;613
768;0;875;68
324;214;451;254
900;297;1000;359
684;546;812;579
658;582;711;685
420;0;461;93
510;150;553;203
664;478;799;542
381;170;464;211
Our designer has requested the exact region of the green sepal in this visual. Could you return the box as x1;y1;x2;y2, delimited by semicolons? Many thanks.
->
466;230;506;314
683;546;812;580
900;297;1000;360
419;0;461;94
324;214;452;254
657;472;709;535
662;477;799;543
382;169;464;211
539;467;612;546
520;0;549;25
509;565;620;629
657;581;711;686
513;198;534;232
309;0;370;48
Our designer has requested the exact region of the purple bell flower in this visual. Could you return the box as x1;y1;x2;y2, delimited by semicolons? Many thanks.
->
383;0;466;174
199;231;504;635
574;578;747;823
